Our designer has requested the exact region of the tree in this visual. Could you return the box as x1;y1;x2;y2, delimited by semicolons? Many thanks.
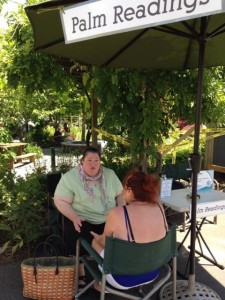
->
83;66;225;171
0;1;89;139
1;0;225;171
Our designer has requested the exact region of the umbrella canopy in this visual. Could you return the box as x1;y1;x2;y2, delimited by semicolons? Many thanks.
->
25;0;225;69
25;0;225;297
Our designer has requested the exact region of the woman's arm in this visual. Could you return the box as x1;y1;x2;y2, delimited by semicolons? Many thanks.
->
54;195;85;232
91;208;117;253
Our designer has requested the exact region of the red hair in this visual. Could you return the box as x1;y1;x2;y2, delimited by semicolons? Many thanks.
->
123;170;160;204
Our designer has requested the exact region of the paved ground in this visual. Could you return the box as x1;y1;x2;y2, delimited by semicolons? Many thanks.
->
1;214;224;299
13;147;58;178
0;149;225;299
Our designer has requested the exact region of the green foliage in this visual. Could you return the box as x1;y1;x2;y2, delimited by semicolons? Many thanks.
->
63;125;83;141
24;125;52;147
162;132;206;166
0;166;48;255
44;125;55;137
83;68;183;166
102;142;132;181
82;66;225;171
24;143;43;159
1;2;225;174
0;5;87;142
0;126;13;143
0;0;11;14
0;127;16;168
202;67;225;126
70;125;80;139
0;148;16;162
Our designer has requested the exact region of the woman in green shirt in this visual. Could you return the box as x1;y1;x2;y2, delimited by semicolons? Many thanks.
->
54;146;124;255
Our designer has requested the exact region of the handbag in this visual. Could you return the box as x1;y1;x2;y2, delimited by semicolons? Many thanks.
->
21;238;76;299
44;234;68;256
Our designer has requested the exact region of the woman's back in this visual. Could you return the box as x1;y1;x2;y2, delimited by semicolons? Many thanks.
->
90;170;168;290
108;202;167;243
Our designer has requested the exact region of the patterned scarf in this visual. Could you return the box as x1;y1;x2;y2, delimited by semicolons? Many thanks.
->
78;164;107;207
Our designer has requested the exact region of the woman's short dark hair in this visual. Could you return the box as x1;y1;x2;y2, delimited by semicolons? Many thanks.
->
82;147;101;160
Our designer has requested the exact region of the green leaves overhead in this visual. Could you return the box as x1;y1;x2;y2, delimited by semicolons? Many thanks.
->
0;1;88;133
83;66;225;166
1;0;225;169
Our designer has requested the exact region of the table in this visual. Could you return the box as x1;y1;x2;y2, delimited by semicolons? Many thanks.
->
0;143;27;156
161;188;225;275
0;143;29;168
61;142;101;153
161;188;225;213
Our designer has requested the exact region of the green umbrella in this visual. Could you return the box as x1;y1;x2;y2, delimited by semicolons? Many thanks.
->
25;0;225;69
25;0;225;298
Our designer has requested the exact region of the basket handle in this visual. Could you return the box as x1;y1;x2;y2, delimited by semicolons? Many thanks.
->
33;242;59;284
45;234;67;256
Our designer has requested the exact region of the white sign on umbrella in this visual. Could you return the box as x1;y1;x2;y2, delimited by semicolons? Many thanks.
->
61;0;222;43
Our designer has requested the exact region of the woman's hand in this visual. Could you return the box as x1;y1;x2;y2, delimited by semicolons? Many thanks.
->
72;215;85;232
90;231;105;253
90;231;104;247
90;231;101;242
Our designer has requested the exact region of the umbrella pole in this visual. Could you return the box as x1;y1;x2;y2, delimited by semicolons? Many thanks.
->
188;19;206;292
161;18;222;300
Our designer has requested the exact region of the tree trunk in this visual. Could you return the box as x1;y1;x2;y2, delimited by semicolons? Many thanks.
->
91;97;98;147
139;152;148;174
155;151;163;176
81;110;86;142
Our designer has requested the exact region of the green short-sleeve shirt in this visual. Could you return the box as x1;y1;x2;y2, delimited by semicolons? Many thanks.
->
54;166;123;224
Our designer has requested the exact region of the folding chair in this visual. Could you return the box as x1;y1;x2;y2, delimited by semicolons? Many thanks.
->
75;224;177;300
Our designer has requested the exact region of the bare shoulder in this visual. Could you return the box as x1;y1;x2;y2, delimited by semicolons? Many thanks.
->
158;202;166;214
158;202;164;209
107;205;123;219
104;206;124;235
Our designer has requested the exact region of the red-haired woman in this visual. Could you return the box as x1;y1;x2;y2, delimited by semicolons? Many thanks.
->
90;170;168;290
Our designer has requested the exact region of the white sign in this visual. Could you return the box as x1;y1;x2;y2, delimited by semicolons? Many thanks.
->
60;0;223;43
191;201;225;218
197;170;214;191
160;178;172;198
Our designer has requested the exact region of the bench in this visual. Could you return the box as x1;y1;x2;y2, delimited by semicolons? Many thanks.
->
14;153;36;164
4;153;37;169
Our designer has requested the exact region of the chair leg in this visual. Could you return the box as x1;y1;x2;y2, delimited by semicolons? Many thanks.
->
75;240;80;295
143;266;171;300
100;275;107;300
172;256;177;300
75;279;96;299
182;212;186;232
138;285;144;297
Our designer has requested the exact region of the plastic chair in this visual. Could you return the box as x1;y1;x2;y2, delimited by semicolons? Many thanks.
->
75;224;177;300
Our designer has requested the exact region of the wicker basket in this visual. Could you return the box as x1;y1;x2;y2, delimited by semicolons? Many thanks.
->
21;242;76;299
